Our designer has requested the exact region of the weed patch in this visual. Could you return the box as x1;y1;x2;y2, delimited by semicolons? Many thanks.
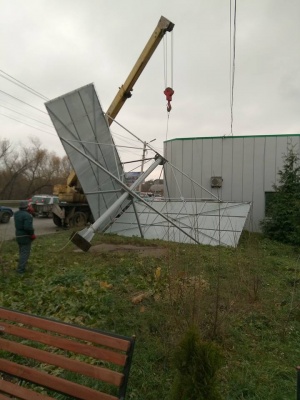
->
1;231;300;398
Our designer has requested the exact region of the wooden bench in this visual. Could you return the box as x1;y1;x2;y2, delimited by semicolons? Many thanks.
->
0;307;135;400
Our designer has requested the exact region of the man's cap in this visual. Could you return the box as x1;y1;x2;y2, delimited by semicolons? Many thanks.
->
19;200;28;209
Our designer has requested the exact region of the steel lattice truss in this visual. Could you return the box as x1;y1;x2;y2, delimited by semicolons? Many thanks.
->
46;84;251;249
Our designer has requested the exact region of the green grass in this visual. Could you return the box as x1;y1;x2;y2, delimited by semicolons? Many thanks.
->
1;230;300;399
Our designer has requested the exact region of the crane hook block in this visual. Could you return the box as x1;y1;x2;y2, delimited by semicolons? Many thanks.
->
164;87;174;112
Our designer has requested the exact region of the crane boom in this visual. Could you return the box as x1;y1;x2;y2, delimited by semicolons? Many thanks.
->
54;16;174;219
106;15;174;124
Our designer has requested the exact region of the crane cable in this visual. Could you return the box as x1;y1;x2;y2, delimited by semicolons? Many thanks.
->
163;31;174;141
163;31;174;114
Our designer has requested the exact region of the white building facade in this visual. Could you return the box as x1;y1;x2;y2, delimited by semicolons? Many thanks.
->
164;134;300;231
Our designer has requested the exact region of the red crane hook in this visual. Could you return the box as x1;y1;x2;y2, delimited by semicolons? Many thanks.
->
164;87;174;112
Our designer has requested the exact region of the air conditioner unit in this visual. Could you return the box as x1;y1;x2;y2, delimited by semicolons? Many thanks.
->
211;176;223;188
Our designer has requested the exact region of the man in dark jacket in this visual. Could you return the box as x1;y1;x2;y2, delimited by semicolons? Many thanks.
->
14;200;36;274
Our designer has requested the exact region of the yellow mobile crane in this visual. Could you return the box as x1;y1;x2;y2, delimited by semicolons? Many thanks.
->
53;16;174;227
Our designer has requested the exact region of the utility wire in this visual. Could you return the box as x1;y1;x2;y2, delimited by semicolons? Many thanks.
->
0;89;48;114
0;70;162;168
230;0;232;109
0;69;49;101
0;113;56;136
230;0;237;135
0;70;52;134
0;100;52;131
0;104;53;127
111;130;142;146
0;99;51;122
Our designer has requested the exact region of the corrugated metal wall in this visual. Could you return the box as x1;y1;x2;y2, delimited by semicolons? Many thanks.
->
164;135;300;231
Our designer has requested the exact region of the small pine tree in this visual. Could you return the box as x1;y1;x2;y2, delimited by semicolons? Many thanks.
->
261;146;300;245
169;327;223;400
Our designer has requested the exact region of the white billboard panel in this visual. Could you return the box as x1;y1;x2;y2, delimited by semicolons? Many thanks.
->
45;84;127;222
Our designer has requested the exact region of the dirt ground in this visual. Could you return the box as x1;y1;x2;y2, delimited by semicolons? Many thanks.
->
0;212;169;258
76;243;169;258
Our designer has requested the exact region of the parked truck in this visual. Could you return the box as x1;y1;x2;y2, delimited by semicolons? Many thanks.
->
52;175;91;227
51;16;174;228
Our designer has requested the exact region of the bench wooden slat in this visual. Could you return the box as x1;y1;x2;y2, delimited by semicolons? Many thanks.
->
0;307;135;399
0;379;55;400
0;308;130;352
0;321;127;366
0;359;119;400
0;338;123;386
0;392;17;400
0;393;15;400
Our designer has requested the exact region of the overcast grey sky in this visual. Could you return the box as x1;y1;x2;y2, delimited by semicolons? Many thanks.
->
1;0;299;170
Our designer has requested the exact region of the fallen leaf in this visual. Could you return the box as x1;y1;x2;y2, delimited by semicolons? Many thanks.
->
100;281;113;289
131;291;152;304
155;267;161;280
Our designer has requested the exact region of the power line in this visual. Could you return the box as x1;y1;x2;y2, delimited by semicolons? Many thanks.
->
111;130;141;146
0;89;48;114
56;136;143;151
230;0;232;109
0;69;49;101
230;0;237;135
0;104;54;127
0;70;51;137
0;113;57;136
0;98;48;119
0;70;164;163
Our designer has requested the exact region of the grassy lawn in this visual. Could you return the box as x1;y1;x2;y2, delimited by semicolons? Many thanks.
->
1;230;300;399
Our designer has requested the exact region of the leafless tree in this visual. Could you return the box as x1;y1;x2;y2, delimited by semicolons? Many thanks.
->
0;140;31;199
0;138;12;162
0;137;71;200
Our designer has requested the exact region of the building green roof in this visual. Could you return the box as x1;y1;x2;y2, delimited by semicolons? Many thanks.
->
165;133;300;143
